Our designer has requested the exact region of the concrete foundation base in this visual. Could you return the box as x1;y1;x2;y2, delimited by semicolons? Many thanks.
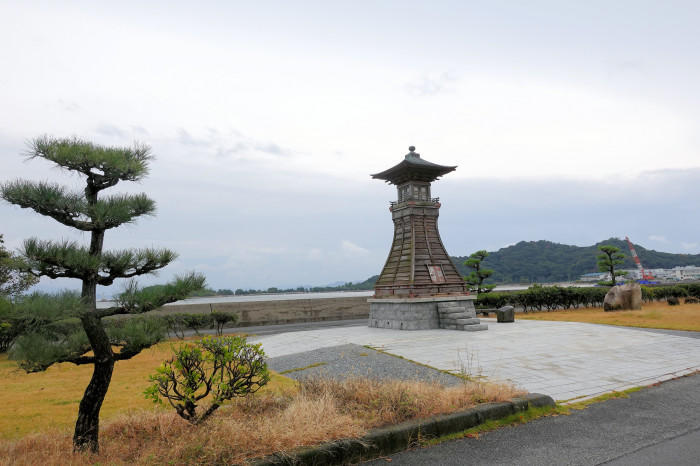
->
368;295;486;331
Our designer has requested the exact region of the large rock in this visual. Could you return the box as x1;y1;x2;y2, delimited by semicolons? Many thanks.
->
603;283;642;312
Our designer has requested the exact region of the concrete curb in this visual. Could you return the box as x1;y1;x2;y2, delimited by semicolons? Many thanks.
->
251;393;555;465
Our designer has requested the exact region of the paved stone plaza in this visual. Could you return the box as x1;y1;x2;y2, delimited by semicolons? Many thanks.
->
252;319;700;402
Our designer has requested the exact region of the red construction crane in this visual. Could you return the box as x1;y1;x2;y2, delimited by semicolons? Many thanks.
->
625;236;655;280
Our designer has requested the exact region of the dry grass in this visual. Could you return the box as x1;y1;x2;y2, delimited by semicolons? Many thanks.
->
0;377;523;465
0;335;293;439
519;302;700;331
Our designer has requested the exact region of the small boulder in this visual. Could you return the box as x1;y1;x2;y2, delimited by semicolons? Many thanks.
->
603;283;642;312
496;305;515;323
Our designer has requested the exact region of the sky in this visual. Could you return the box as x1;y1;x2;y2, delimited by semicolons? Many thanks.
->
0;1;699;296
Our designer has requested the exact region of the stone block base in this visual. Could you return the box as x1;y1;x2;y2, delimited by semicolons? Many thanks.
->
368;298;440;330
368;296;486;332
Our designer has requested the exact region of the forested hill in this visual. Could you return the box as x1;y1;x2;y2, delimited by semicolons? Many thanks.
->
452;238;700;284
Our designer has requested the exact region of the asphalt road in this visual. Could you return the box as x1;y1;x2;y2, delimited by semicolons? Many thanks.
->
365;372;700;466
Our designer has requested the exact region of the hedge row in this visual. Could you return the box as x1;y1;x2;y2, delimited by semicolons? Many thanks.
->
642;284;700;301
475;283;700;312
0;308;239;353
159;312;238;339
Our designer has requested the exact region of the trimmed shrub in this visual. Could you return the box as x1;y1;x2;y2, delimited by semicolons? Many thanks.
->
145;336;269;424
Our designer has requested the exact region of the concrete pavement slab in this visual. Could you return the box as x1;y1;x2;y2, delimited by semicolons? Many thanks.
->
251;319;700;401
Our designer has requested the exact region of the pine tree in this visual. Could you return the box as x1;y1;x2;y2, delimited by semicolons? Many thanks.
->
463;250;496;293
597;245;627;286
0;136;205;452
0;234;38;298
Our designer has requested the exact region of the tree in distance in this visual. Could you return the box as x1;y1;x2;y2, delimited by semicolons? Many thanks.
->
211;310;238;336
597;245;628;286
463;250;496;294
0;136;205;453
145;336;269;424
0;234;38;298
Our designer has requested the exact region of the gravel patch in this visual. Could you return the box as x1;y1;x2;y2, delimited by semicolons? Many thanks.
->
267;343;463;386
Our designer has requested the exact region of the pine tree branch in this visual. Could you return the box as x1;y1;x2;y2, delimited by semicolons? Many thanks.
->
1;180;93;231
21;353;97;372
1;181;156;231
20;240;177;284
22;239;99;280
64;355;97;365
27;136;152;186
90;193;156;229
113;349;141;361
96;248;177;285
94;306;127;318
109;272;207;316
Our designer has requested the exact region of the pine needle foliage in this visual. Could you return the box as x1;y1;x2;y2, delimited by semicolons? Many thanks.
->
0;136;205;453
463;250;496;294
0;234;39;298
597;245;627;286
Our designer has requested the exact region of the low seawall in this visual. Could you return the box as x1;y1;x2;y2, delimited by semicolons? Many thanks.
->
152;296;370;327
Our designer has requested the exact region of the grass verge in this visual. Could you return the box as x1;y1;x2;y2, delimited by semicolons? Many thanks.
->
0;333;287;439
421;404;561;446
518;302;700;332
0;376;523;465
279;361;328;375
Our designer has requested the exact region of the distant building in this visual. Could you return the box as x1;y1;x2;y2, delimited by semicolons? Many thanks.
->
580;272;606;282
651;265;700;281
580;265;700;282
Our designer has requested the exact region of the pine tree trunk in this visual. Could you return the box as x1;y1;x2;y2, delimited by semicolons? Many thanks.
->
74;226;114;453
73;351;114;452
73;308;115;452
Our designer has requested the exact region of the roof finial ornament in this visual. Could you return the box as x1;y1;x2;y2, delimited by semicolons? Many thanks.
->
409;146;416;153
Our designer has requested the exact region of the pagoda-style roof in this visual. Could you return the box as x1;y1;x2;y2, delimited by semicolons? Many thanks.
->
371;146;457;185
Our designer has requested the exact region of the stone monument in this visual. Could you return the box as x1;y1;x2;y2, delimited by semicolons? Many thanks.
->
368;146;487;331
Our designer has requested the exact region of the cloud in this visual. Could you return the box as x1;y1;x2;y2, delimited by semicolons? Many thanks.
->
216;142;248;156
253;142;289;156
57;99;81;112
405;72;457;96
177;128;291;159
648;235;669;243
681;242;698;250
177;128;211;147
131;125;149;137
341;240;369;256
307;248;323;261
95;124;150;140
95;124;127;138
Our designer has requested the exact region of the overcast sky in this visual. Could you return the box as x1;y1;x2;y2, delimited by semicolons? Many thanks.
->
1;1;699;295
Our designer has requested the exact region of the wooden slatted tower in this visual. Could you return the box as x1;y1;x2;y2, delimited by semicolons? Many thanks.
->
372;146;468;298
